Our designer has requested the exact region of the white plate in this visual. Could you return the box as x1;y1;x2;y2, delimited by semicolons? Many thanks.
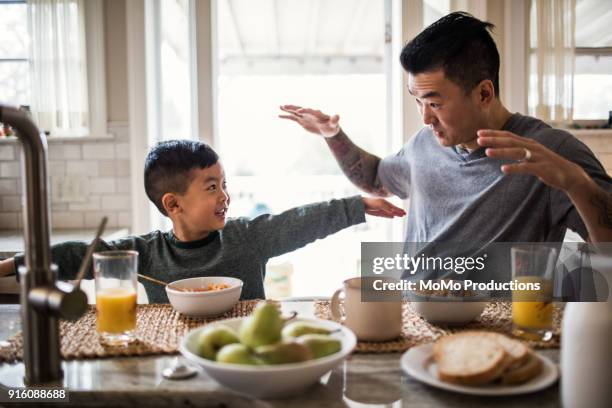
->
401;343;559;396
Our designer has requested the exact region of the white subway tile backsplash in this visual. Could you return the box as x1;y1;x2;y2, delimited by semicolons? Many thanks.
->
98;160;115;176
0;179;18;195
0;145;15;160
85;212;118;228
51;212;84;229
117;211;131;227
48;144;81;160
101;195;131;211
576;135;612;154
115;143;130;159
48;161;66;177
66;161;98;176
0;126;133;231
115;177;131;193
51;202;69;211
89;178;115;194
2;196;20;212
83;143;115;159
115;160;130;176
69;195;101;211
0;213;19;229
0;162;20;178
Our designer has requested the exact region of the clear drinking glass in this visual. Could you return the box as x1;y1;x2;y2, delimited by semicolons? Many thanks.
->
93;250;138;345
511;245;557;342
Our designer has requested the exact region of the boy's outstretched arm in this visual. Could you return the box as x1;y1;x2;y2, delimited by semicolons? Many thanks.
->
9;237;140;282
280;105;390;197
240;196;405;261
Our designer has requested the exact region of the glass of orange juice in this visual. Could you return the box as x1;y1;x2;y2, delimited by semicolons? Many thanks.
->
93;250;138;345
511;245;557;342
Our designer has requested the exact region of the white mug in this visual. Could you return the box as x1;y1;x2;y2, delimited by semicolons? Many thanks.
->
330;277;402;341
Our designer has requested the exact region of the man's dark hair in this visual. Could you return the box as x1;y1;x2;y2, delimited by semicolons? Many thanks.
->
400;12;500;96
144;140;219;216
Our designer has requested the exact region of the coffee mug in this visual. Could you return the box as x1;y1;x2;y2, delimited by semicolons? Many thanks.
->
330;277;402;341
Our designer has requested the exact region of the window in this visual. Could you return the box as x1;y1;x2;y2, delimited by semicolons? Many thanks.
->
573;0;612;120
215;0;400;298
529;0;612;122
0;0;106;138
0;0;30;107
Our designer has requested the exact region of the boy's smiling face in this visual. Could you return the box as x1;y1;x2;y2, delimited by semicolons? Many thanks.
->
169;162;230;238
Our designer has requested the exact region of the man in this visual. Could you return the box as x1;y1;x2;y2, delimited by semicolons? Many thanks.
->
280;12;612;249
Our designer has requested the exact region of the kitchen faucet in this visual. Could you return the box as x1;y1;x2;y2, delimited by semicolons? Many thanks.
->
0;105;88;385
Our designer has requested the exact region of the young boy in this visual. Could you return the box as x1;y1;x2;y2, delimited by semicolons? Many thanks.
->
0;140;405;302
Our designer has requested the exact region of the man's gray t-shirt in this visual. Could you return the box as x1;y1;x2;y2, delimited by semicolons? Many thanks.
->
378;113;612;244
14;196;366;303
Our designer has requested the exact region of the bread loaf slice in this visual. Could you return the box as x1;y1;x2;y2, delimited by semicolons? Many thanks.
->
433;332;511;385
501;351;543;385
484;332;530;368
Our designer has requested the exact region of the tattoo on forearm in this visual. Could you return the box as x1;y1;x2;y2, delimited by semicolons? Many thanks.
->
326;130;389;196
589;189;612;229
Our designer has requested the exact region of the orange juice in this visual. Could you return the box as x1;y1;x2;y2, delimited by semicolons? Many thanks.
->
512;276;553;329
96;287;137;334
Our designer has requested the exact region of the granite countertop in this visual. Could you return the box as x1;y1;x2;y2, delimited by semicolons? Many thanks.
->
0;301;561;408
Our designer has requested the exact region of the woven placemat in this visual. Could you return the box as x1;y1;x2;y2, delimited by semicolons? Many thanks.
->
0;300;267;363
315;301;562;353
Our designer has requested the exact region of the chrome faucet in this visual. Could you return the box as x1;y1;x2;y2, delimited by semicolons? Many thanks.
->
0;105;88;385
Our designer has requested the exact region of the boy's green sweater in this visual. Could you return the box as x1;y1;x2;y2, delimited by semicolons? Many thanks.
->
14;196;366;302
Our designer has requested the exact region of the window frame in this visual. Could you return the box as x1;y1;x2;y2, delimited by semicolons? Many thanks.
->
527;4;612;126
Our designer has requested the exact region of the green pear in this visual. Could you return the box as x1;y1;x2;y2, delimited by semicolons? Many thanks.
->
297;334;342;359
239;302;283;348
282;322;332;338
195;325;240;360
255;342;313;364
216;343;262;365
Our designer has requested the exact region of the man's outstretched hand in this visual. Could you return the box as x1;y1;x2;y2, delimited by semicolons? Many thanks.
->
279;105;341;138
478;129;612;244
477;129;586;194
362;197;406;218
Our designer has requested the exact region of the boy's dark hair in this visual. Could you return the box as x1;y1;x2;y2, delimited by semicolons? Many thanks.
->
400;12;500;96
144;140;219;216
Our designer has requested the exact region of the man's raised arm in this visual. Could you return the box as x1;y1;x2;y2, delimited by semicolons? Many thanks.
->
279;105;390;196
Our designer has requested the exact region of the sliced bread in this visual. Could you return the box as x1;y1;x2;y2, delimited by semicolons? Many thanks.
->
484;332;530;368
433;332;511;385
501;351;543;385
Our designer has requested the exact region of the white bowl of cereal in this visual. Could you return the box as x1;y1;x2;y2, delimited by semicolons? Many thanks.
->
408;281;488;325
166;276;243;317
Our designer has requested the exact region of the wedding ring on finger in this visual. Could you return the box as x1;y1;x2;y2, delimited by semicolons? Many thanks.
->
518;148;532;163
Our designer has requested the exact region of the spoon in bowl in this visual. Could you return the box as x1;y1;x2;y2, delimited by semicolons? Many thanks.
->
137;274;185;292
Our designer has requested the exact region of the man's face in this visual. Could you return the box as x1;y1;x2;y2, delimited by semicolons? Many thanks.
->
408;69;483;147
177;162;230;233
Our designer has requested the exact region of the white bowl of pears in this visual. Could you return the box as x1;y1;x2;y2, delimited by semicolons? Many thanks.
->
179;302;357;398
